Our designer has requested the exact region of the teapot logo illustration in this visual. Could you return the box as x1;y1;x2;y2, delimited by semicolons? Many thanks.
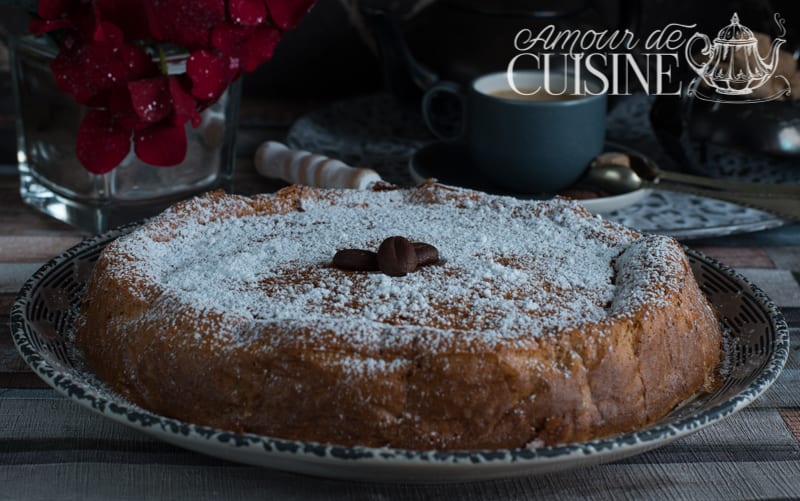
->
685;13;791;103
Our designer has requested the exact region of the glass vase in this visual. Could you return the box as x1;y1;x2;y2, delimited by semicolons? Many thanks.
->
9;35;241;234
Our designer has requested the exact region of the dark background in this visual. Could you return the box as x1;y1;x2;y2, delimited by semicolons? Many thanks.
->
2;1;798;99
1;0;799;166
248;0;800;98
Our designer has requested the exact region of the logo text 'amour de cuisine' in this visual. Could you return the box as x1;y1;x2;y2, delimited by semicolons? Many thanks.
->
508;13;789;103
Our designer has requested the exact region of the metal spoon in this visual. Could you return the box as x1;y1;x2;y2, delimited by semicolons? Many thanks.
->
627;155;800;198
583;162;800;221
582;163;642;196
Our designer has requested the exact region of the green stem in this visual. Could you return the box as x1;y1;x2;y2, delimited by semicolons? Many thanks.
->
158;45;167;75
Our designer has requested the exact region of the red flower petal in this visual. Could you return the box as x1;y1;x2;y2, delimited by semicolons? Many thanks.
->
134;122;188;166
129;77;173;123
51;43;98;104
186;50;232;100
93;20;124;45
29;18;72;35
211;21;253;53
76;110;131;174
264;0;316;30
95;0;151;40
239;25;281;72
108;87;150;131
144;0;225;48
230;0;267;26
31;0;94;36
211;22;280;73
121;45;160;81
37;0;77;19
85;90;112;109
169;77;201;127
51;30;153;105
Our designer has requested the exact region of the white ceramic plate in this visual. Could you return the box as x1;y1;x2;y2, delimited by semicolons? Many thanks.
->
576;189;652;214
408;141;652;215
10;226;789;482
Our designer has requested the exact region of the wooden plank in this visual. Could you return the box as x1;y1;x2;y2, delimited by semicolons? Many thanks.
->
692;246;775;269
0;263;43;293
657;407;799;454
0;176;81;235
783;307;800;324
0;236;83;262
0;399;794;460
750;328;800;408
0;366;797;499
0;206;79;236
689;223;800;247
0;159;286;236
766;246;800;271
0;372;46;388
780;410;800;443
735;268;800;308
3;290;31;373
0;293;14;313
0;326;30;373
0;398;157;442
1;461;800;501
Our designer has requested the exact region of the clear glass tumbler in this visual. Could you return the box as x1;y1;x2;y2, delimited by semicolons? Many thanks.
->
9;35;241;234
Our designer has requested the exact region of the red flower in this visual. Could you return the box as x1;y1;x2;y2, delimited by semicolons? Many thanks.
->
37;0;77;19
186;49;234;100
128;76;201;127
77;74;202;171
29;0;93;36
144;0;226;48
229;0;268;26
30;0;317;173
129;77;174;124
169;76;201;127
134;122;188;166
95;0;151;40
76;110;132;174
108;86;150;131
51;27;157;105
212;21;280;73
265;0;316;30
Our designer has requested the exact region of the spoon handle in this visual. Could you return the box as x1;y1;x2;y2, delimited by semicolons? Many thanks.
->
648;183;800;221
653;170;800;198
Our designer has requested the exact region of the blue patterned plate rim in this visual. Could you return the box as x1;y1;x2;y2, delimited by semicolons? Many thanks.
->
9;224;791;480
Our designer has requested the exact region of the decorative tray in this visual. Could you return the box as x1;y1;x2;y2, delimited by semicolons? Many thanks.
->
11;225;789;482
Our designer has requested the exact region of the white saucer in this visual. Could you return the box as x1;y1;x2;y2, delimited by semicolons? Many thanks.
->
574;188;652;214
409;141;651;214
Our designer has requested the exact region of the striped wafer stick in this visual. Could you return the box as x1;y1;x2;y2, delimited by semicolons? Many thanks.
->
254;141;382;190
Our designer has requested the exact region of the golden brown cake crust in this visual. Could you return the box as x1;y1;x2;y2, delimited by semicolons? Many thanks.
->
76;183;722;450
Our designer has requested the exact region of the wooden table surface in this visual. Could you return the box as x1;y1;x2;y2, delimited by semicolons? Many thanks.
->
1;97;800;500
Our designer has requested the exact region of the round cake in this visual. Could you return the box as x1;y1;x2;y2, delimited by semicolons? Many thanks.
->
76;182;722;450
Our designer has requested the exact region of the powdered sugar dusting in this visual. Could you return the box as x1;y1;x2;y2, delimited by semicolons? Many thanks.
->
100;185;686;373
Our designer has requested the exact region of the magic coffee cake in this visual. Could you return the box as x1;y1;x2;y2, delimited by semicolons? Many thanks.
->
77;182;722;450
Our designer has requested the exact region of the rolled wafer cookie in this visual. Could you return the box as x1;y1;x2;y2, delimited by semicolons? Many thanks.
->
255;141;382;190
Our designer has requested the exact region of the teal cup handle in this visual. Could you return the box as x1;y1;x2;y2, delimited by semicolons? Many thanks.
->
421;81;465;142
420;70;607;195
